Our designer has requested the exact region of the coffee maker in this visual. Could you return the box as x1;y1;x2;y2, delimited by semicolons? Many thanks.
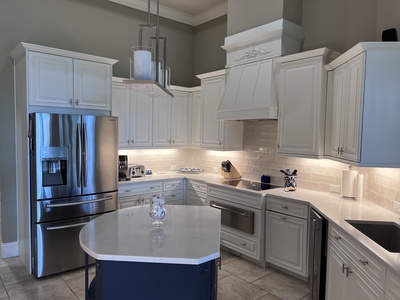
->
118;155;130;181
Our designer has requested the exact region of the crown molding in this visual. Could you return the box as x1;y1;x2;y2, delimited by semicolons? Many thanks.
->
108;0;227;26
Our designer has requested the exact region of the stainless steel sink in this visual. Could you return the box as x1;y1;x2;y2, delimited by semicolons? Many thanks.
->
346;220;400;253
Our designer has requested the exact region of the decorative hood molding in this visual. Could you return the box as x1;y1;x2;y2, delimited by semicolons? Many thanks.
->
217;19;304;121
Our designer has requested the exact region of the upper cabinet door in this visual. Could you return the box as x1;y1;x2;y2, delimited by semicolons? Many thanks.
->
28;52;74;107
326;53;364;162
74;60;112;110
153;97;172;147
190;90;202;148
131;90;153;148
277;57;324;157
111;82;132;147
201;75;224;149
171;90;189;147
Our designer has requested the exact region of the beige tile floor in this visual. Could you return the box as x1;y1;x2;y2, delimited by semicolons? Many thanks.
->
0;250;311;300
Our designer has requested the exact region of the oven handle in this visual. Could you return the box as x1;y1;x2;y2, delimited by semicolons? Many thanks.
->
45;196;114;208
210;203;252;218
46;222;89;231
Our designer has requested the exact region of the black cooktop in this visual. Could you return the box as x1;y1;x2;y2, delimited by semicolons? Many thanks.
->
220;179;280;191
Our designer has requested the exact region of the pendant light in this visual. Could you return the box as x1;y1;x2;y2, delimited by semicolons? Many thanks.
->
124;0;173;98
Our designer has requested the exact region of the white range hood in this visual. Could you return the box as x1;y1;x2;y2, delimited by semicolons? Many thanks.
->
217;19;304;120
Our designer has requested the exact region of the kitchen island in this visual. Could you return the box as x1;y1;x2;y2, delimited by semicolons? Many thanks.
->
79;205;221;300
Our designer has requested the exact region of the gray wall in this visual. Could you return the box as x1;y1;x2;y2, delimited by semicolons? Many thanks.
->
0;0;195;244
193;15;227;86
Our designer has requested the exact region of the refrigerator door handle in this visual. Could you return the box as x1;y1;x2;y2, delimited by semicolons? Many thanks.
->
46;222;89;231
83;123;88;187
45;196;114;208
77;122;82;188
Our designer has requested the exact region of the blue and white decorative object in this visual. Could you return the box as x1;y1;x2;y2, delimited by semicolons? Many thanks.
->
149;194;166;226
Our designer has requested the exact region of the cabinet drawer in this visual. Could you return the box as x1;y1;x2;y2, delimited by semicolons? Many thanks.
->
164;189;184;203
267;197;308;219
329;224;386;289
220;229;259;260
187;180;207;194
118;181;163;196
163;179;184;191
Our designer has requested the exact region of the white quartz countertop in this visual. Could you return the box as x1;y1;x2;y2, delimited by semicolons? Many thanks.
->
79;205;221;265
118;172;400;275
265;188;400;274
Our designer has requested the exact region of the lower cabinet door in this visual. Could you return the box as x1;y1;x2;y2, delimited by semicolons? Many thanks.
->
326;241;384;300
265;211;308;277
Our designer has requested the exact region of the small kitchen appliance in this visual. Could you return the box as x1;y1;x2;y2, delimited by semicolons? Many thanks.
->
119;155;130;181
129;164;145;178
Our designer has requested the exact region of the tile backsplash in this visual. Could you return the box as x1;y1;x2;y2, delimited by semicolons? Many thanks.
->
121;120;400;216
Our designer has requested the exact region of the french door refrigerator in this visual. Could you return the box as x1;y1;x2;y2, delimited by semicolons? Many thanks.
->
29;113;118;278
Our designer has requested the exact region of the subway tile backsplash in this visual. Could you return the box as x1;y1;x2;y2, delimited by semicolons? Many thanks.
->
121;120;400;216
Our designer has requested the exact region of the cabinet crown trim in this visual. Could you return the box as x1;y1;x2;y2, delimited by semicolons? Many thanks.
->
10;42;119;65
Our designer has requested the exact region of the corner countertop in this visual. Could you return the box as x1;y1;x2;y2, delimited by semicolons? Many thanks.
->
79;205;221;265
118;172;400;274
265;188;400;275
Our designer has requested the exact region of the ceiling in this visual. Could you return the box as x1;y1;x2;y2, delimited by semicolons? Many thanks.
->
109;0;227;26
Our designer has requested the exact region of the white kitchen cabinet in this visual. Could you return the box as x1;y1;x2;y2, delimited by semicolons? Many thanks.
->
28;50;114;110
265;197;308;278
197;70;244;150
112;79;153;148
275;48;340;158
326;241;384;300
385;269;400;300
117;181;163;209
186;180;207;206
190;88;202;148
153;88;189;148
326;223;385;299
325;42;400;167
163;179;185;205
326;53;364;162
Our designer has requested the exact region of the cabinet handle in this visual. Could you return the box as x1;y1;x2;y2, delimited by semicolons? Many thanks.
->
69;99;73;105
217;257;222;270
149;187;156;190
277;144;280;148
281;205;288;209
280;217;287;221
240;242;246;247
219;141;222;146
340;147;343;155
359;259;369;266
124;189;132;192
342;263;348;274
172;139;175;144
132;139;134;145
346;268;353;277
127;140;130;145
334;235;341;241
75;99;79;105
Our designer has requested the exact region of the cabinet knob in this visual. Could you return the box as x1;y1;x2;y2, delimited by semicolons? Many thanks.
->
240;242;246;247
172;139;175;144
219;141;222;146
69;99;73;105
334;235;341;241
75;99;79;105
132;139;134;144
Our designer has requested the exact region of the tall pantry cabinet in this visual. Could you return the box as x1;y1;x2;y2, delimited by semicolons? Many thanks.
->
9;42;117;272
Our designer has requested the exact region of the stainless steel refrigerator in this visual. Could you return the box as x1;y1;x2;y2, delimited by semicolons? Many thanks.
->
29;113;118;278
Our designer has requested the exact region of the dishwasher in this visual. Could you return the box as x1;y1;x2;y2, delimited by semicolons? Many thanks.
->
308;208;327;299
